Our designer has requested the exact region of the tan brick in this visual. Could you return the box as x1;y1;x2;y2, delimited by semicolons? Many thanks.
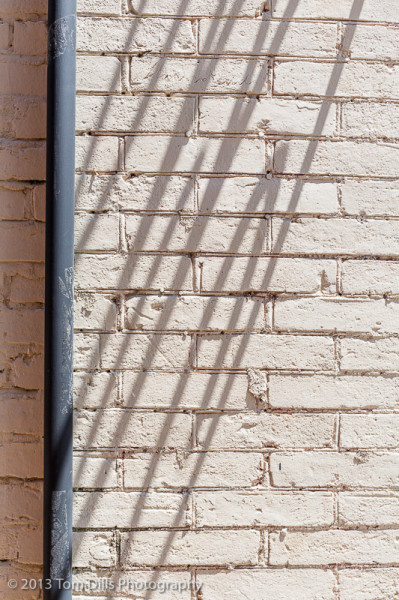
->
340;568;399;600
196;413;335;450
73;455;118;489
0;23;9;49
0;60;46;96
270;451;399;488
0;441;42;478
75;213;119;251
270;530;399;566
125;215;266;253
121;530;260;566
131;56;269;94
339;492;399;527
0;306;43;344
341;414;399;449
0;481;42;525
269;375;399;410
272;0;399;21
0;141;45;180
195;491;333;527
0;187;27;220
74;293;118;331
125;136;267;174
200;19;337;57
74;371;118;409
342;260;399;295
341;338;399;372
76;96;195;133
77;55;121;92
198;177;338;214
123;451;263;489
0;394;42;436
125;295;266;332
13;21;47;56
73;531;116;568
0;1;47;17
199;97;336;136
74;409;192;449
0;222;44;261
196;334;334;370
77;17;195;53
10;352;43;390
129;0;264;16
341;180;399;216
75;136;119;172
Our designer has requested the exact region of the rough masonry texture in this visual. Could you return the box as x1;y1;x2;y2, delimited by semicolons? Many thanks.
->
72;0;399;598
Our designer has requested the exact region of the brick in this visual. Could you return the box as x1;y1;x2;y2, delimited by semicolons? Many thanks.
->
0;60;46;96
120;530;260;566
275;140;399;177
0;187;27;220
275;297;399;334
75;174;195;212
74;254;193;291
0;565;44;600
74;491;191;528
74;333;101;370
10;352;43;390
339;492;399;527
198;177;338;214
74;293;118;331
75;213;119;252
341;338;399;372
125;295;266;332
270;530;399;566
198;569;336;600
76;56;121;92
195;491;333;527
274;61;399;100
74;371;118;409
343;102;399;140
200;257;336;293
270;452;399;488
0;441;42;478
131;56;269;94
0;481;42;524
342;260;399;295
196;413;335;450
341;414;399;449
129;0;264;16
340;568;399;600
0;1;47;17
99;333;192;370
77;17;195;53
73;531;115;568
341;180;399;216
272;0;399;22
343;25;399;61
196;334;334;370
78;0;120;13
13;21;47;56
75;136;119;172
269;375;399;410
76;96;195;133
0;306;43;344
0;394;42;436
73;455;118;489
124;451;263;489
272;218;399;255
74;409;192;449
125;215;267;253
125;136;267;174
0;141;45;180
200;19;337;57
199;97;336;136
0;222;44;261
0;23;9;49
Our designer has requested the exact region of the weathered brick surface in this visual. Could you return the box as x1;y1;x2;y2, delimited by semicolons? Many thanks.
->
72;2;399;596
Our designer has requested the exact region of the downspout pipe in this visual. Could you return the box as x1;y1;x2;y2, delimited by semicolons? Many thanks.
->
44;1;76;598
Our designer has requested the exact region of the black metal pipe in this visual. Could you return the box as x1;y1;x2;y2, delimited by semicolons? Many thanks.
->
44;1;76;597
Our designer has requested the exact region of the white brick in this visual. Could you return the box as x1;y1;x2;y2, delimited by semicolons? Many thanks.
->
123;451;263;489
125;215;266;253
272;218;399;256
341;338;399;372
77;17;195;53
74;371;118;409
76;96;195;133
74;333;101;370
131;56;269;94
125;295;266;331
121;530;260;566
198;569;336;600
270;451;399;488
197;334;334;370
73;531;115;568
275;297;399;334
344;25;399;61
200;257;336;293
275;140;399;177
74;409;192;449
74;491;191;528
195;491;333;527
78;0;120;14
269;375;399;410
196;413;335;450
341;414;399;449
275;61;399;100
77;56;121;92
200;19;337;57
272;0;399;22
125;136;267;174
339;492;399;527
198;177;338;214
199;97;336;136
341;180;399;216
74;254;193;291
270;530;399;566
73;455;118;489
75;213;119;251
342;260;399;295
340;569;399;600
75;174;195;212
342;102;399;140
122;372;251;409
74;293;118;331
129;0;264;16
75;136;119;172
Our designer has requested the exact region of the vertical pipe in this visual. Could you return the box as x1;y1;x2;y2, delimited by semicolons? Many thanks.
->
44;1;76;598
